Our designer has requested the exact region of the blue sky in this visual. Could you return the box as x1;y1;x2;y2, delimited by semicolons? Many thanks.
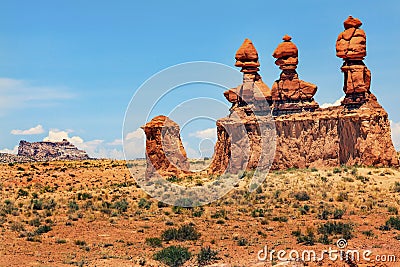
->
0;0;399;158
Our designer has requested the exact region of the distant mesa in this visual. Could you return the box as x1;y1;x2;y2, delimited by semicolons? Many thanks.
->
0;139;90;163
142;16;399;177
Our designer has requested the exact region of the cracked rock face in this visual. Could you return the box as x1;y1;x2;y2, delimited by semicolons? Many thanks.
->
141;115;190;178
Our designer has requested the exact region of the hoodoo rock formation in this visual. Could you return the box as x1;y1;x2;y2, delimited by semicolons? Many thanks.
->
17;139;89;161
142;16;398;178
223;38;272;116
271;35;319;115
141;115;190;177
336;16;371;107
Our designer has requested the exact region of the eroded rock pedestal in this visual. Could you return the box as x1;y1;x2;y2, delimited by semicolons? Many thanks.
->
141;115;190;177
336;16;371;107
271;35;319;116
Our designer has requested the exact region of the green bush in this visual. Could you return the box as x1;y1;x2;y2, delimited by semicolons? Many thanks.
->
162;224;200;241
197;246;219;266
34;225;52;235
113;199;129;212
318;222;353;240
385;217;400;230
333;209;345;219
293;191;310;201
292;228;315;246
153;246;191;267
146;237;163;248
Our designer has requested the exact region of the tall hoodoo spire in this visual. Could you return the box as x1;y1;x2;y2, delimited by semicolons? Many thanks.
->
336;16;370;107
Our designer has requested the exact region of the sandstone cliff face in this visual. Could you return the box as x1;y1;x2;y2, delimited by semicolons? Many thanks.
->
17;139;89;161
272;96;398;169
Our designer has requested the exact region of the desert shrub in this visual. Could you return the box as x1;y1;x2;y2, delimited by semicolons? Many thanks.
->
31;199;43;210
174;198;194;207
388;206;398;215
74;240;86;246
167;176;179;182
299;205;310;215
10;222;25;232
342;177;354;182
29;218;41;227
146;237;163;248
293;191;310;201
192;207;204;217
1;199;15;215
385;217;400;230
17;189;29;197
272;216;288;222
292;228;316;246
336;192;348;202
333;209;345;219
77;192;92;200
392;182;400;193
113;199;129;212
211;209;228;220
43;198;57;210
333;168;341;174
68;201;79;211
318;222;353;240
356;176;369;183
197;246;219;266
237;238;248;246
157;201;168;208
56;239;67;244
251;208;265;217
153;246;191;267
362;230;374;237
34;225;52;235
162;224;200;241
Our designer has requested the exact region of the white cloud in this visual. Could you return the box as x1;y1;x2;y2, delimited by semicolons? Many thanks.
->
107;139;123;146
0;145;18;155
320;97;344;109
11;125;45;135
123;129;145;159
0;77;74;115
43;129;84;146
189;127;217;140
391;121;400;150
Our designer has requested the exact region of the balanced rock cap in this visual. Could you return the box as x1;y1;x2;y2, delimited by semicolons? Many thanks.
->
273;35;298;59
235;38;260;68
344;16;362;29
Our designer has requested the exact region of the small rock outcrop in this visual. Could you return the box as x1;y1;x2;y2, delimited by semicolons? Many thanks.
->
17;139;89;161
336;16;371;107
271;35;319;115
141;115;190;177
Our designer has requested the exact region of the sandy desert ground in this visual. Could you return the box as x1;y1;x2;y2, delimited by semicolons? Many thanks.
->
0;159;400;266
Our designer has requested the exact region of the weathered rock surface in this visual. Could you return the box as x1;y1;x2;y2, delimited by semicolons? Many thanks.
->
224;38;272;115
17;139;89;161
336;16;370;107
0;153;32;164
141;115;190;177
271;35;319;115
